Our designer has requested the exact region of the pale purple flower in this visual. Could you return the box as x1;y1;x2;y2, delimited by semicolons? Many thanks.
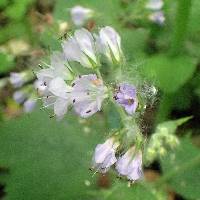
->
97;26;122;63
70;5;93;27
23;98;37;113
114;83;138;115
62;28;97;68
92;138;119;173
13;91;26;104
146;0;164;10
116;147;143;181
10;72;25;88
71;74;107;118
149;11;165;25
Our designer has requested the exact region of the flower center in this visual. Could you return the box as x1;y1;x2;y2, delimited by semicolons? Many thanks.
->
128;99;134;105
92;79;102;86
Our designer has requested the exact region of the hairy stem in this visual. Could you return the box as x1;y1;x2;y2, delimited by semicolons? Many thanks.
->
170;0;192;56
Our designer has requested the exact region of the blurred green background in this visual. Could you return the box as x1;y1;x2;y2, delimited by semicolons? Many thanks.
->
0;0;200;199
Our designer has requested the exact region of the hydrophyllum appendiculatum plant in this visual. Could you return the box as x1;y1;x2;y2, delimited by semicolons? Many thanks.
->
35;25;164;183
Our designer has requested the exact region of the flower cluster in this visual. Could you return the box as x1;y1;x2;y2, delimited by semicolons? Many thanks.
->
145;126;180;163
92;138;143;182
36;26;128;119
146;0;165;25
36;25;146;183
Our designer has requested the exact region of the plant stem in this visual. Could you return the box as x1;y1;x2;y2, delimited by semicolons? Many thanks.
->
170;0;192;56
155;93;174;124
95;68;103;80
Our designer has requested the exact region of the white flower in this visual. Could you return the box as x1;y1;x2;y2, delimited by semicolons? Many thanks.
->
42;77;72;119
13;91;26;103
62;28;97;68
10;72;25;88
97;26;122;63
70;5;93;26
71;74;107;118
92;138;119;173
36;51;72;87
146;0;164;10
23;98;37;113
116;147;143;181
149;11;165;25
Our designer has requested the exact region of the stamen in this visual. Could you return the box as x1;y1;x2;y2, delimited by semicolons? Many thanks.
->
92;79;102;86
86;110;91;113
40;102;55;109
128;99;134;105
113;95;118;100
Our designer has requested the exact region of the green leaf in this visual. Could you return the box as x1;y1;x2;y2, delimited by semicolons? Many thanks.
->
0;53;15;74
142;55;197;93
4;0;35;20
160;138;200;200
0;110;105;200
0;0;7;8
156;116;192;135
97;182;167;200
0;22;30;44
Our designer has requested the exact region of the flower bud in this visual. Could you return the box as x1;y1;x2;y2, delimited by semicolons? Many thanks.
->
97;26;123;63
92;137;119;173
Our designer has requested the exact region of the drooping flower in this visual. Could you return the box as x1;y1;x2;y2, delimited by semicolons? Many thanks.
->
149;11;165;25
23;98;37;113
97;26;122;63
10;72;25;88
146;0;164;10
36;51;73;87
71;74;107;118
70;5;93;27
13;91;27;103
92;137;119;173
62;28;97;68
116;147;143;181
114;83;138;115
42;77;72;119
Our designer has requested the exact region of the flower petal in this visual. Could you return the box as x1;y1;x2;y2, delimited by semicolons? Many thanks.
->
49;77;72;98
54;98;70;119
74;28;97;64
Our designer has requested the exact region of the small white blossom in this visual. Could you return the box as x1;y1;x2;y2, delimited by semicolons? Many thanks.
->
92;137;119;173
13;91;26;104
10;72;25;88
116;147;143;181
71;74;107;118
36;51;72;87
146;0;164;10
23;98;37;113
97;26;122;63
149;11;165;25
70;5;93;27
43;77;72;119
62;28;97;68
